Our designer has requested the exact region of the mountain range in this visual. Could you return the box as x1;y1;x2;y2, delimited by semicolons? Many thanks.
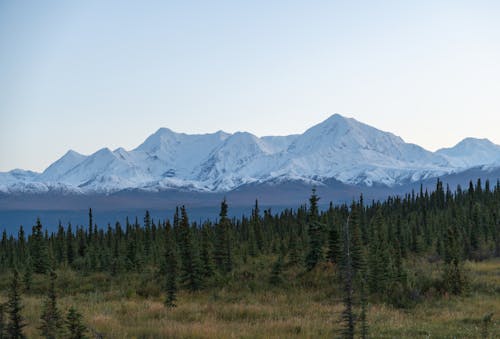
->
1;114;500;198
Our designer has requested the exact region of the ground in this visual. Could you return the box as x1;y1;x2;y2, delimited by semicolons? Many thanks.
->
1;259;499;338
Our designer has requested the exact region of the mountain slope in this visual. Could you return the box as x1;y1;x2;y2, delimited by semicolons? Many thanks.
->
1;114;499;194
437;138;500;168
276;114;450;185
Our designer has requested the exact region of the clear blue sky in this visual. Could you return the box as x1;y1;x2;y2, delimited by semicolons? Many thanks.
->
1;0;499;172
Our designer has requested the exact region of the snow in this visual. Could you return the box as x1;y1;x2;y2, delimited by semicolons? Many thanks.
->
2;114;499;193
436;138;500;168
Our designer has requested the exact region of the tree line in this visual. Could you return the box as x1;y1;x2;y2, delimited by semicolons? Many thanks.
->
0;178;499;338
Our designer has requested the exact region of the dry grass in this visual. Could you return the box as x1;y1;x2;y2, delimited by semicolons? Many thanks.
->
1;259;499;338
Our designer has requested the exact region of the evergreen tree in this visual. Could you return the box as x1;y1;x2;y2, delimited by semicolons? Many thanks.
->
66;224;75;266
368;210;391;295
495;217;500;258
178;206;203;292
6;269;26;339
443;224;467;295
200;223;215;278
87;208;93;243
348;204;365;273
54;222;66;265
22;257;33;293
305;189;324;270
269;256;284;286
31;218;49;274
65;307;87;339
360;276;369;339
164;231;178;307
287;229;300;266
341;216;355;339
143;210;152;259
251;200;264;253
39;271;63;339
327;219;342;265
214;199;232;274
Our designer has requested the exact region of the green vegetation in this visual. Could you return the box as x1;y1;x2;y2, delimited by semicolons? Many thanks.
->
0;178;499;337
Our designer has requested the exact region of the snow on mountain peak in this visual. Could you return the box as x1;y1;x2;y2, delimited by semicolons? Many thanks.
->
2;115;499;193
39;150;87;182
437;137;500;168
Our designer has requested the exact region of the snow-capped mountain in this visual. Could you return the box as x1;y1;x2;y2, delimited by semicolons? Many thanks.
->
1;114;499;194
275;114;451;186
436;138;500;168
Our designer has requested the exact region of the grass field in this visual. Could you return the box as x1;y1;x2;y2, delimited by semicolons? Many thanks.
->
1;258;499;338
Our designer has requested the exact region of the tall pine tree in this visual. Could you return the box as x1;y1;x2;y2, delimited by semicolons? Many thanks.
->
214;199;232;274
178;206;203;292
305;189;324;271
6;269;26;339
39;271;63;338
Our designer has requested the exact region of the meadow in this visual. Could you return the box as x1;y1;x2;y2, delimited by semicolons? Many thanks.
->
1;257;498;338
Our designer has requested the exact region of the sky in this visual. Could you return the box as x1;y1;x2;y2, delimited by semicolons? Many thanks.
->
1;1;499;172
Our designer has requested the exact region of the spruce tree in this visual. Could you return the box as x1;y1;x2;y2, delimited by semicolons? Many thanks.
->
200;223;215;278
360;276;369;339
39;271;63;338
65;307;87;339
287;229;300;266
348;204;365;273
368;210;391;295
269;256;284;286
22;257;33;292
214;199;232;274
327;220;342;265
66;224;75;266
341;216;355;339
443;224;467;295
251;200;264;253
495;217;500;258
31;218;49;274
87;208;93;243
305;189;324;271
164;231;178;307
55;222;66;265
178;206;203;292
6;269;26;339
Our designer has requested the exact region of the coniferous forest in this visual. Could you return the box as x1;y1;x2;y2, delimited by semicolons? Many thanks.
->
0;179;499;338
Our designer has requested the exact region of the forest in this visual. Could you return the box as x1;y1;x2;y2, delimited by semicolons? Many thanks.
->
0;178;499;338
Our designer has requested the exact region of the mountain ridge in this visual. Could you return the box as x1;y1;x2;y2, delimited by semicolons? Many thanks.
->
1;114;499;194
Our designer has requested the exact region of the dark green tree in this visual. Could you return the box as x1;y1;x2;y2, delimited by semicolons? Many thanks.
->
269;256;284;286
341;216;355;339
251;200;264;253
360;276;369;339
66;224;75;266
87;208;93;243
22;257;33;292
287;229;300;266
305;189;324;270
6;269;26;339
65;307;87;339
39;271;63;338
443;224;467;295
178;206;203;292
200;223;215;278
214;199;232;274
348;204;365;273
368;210;391;295
327;219;342;265
164;232;178;307
31;218;50;274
